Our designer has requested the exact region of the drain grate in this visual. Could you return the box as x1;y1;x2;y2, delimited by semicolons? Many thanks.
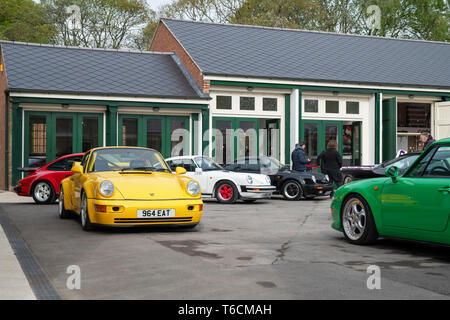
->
0;206;60;300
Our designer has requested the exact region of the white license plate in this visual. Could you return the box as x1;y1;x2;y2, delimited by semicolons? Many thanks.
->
137;209;175;218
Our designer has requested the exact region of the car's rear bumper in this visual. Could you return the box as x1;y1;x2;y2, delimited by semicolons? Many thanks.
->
88;198;203;226
240;185;276;199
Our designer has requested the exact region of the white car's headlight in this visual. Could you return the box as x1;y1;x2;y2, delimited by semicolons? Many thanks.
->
187;181;200;196
265;175;271;184
99;180;114;197
246;175;253;184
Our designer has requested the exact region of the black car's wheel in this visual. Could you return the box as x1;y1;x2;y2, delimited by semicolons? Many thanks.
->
341;195;378;245
80;192;94;231
281;180;303;201
58;186;71;219
215;181;238;204
344;175;354;184
32;181;56;204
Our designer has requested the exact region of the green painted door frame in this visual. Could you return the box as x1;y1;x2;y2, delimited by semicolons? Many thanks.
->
118;114;189;158
212;116;260;162
382;97;397;161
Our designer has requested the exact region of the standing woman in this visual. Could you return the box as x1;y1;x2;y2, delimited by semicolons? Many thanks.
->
317;140;343;194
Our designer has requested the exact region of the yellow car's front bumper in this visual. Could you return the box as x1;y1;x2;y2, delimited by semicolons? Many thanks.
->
87;198;203;227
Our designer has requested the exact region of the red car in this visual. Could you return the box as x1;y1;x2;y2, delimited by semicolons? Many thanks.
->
14;153;84;204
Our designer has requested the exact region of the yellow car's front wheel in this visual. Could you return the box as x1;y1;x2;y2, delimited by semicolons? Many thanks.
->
80;192;94;231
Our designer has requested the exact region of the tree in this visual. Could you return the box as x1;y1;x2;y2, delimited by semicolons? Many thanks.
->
42;0;151;49
232;0;324;29
0;0;57;43
159;0;244;23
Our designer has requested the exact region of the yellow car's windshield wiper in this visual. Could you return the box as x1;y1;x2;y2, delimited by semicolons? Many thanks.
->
121;167;155;172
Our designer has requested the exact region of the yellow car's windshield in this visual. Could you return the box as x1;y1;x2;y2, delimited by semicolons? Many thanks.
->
88;148;170;173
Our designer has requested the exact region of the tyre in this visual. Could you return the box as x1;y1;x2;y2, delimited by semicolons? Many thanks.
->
80;192;94;231
341;195;378;245
281;180;303;201
344;175;354;184
58;186;71;219
32;181;56;204
215;181;238;204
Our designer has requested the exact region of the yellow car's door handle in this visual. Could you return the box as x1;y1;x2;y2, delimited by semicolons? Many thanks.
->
438;187;450;194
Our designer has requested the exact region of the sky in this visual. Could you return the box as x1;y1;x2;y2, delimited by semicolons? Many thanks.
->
146;0;173;10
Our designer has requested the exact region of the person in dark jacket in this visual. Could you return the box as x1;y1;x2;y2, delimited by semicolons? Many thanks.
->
317;140;343;191
420;131;435;151
291;142;310;172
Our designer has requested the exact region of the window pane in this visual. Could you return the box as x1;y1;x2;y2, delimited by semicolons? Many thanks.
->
215;120;232;164
346;101;359;114
216;96;232;110
29;116;47;161
407;148;435;177
240;97;255;111
170;119;187;157
56;117;73;158
305;100;318;113
304;123;318;164
147;119;163;153
82;117;99;152
122;118;138;146
326;101;339;113
422;146;450;178
263;98;277;111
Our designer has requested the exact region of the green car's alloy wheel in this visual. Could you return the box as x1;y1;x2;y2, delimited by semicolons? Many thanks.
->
80;193;93;231
282;180;303;201
341;195;378;245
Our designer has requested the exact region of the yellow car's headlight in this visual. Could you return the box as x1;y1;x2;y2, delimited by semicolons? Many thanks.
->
187;181;200;196
99;180;114;197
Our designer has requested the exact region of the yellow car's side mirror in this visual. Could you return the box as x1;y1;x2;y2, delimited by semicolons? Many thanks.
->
71;162;84;174
175;167;187;175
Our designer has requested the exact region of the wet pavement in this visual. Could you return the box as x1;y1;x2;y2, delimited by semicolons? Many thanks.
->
1;195;450;299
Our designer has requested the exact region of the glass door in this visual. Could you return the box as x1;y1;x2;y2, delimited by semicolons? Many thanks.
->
118;114;189;158
24;111;104;168
301;120;343;166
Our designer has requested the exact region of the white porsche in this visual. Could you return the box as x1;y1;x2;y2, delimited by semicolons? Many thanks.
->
166;156;276;204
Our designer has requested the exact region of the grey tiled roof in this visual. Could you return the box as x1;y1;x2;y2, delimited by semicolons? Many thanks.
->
162;19;450;89
0;41;207;99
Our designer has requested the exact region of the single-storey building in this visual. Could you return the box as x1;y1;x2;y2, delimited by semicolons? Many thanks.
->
150;18;450;166
1;18;449;190
0;41;210;189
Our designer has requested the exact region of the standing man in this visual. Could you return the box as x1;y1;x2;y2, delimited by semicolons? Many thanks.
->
317;140;343;194
291;142;310;172
420;131;435;151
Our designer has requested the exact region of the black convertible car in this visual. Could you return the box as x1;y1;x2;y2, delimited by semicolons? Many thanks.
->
341;152;421;184
223;157;334;200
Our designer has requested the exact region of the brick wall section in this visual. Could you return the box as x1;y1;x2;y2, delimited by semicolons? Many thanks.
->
0;52;7;190
150;21;207;93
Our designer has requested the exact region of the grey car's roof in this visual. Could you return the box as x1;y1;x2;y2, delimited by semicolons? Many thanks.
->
162;19;450;89
0;41;207;99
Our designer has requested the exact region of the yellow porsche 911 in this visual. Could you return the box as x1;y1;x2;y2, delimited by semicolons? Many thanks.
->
58;147;203;231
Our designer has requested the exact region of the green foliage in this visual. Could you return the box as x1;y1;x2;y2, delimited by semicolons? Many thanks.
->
231;0;449;41
0;0;57;43
42;0;151;48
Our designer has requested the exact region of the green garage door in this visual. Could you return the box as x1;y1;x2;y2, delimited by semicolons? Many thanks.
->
382;97;397;162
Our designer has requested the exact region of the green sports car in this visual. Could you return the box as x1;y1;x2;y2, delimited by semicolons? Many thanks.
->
331;138;450;245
